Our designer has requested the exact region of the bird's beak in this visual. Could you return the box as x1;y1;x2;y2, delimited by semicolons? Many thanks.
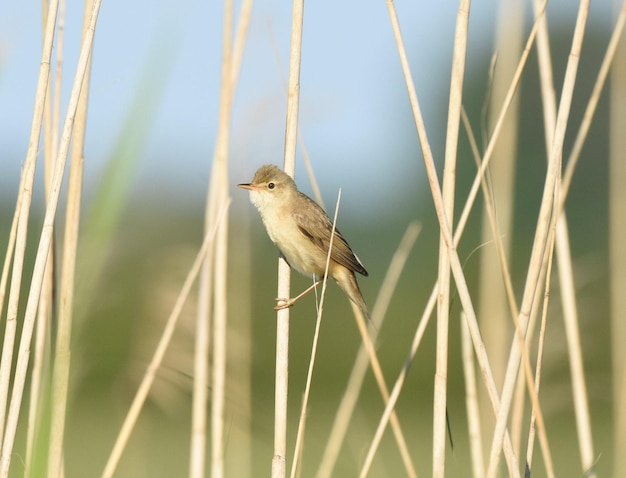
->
237;183;260;191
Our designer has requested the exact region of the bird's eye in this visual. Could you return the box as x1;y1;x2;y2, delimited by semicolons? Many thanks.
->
268;182;275;190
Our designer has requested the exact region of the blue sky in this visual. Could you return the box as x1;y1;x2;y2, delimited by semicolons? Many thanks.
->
0;0;613;219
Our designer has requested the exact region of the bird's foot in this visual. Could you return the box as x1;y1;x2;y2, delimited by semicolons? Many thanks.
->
274;298;294;311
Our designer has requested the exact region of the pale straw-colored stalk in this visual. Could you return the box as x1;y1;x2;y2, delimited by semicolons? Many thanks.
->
289;191;341;478
477;2;523;453
46;1;93;476
24;0;65;471
272;0;304;476
101;202;230;478
0;0;59;447
562;1;626;203
461;312;484;478
383;0;533;474
532;0;596;472
525;229;556;474
190;1;254;477
433;2;469;476
486;2;591;476
315;221;420;478
461;103;555;476
192;0;239;475
358;290;434;478
0;1;102;475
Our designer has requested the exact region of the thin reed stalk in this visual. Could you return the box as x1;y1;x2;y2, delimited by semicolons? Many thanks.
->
385;0;534;474
0;0;59;448
101;202;230;478
192;0;253;476
433;2;469;476
562;1;626;202
532;0;596;472
46;2;93;476
477;3;523;455
272;0;304;476
290;191;341;478
486;2;591;476
462;104;555;476
25;1;65;471
316;222;420;478
525;228;556;475
461;312;484;478
0;2;101;474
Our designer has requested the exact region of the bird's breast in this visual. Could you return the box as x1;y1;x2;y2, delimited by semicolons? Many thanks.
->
261;208;326;277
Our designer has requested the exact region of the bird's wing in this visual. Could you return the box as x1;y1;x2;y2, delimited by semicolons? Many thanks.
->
292;198;368;277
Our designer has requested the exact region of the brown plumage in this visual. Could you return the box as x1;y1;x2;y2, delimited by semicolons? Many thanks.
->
238;164;369;318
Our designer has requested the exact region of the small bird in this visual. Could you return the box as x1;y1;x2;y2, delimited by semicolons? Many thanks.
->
238;164;370;318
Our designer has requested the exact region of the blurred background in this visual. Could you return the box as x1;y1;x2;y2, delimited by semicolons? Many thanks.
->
0;0;620;476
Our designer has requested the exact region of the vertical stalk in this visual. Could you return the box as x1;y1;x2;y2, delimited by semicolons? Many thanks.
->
272;0;304;476
46;1;93;476
0;0;59;446
477;1;523;451
0;1;102;474
486;2;590;476
433;1;469;476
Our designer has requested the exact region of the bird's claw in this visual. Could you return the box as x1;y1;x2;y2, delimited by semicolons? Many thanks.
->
274;298;293;311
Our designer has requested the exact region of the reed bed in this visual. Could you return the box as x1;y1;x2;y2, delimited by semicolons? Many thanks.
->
0;0;622;476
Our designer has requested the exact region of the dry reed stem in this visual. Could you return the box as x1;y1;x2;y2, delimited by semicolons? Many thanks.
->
525;234;555;474
0;201;19;347
0;2;101;475
385;0;538;474
562;0;626;203
478;3;523;455
0;0;59;447
457;27;561;470
46;2;93;476
26;239;52;476
356;70;548;473
272;0;304;476
315;222;420;478
358;288;435;477
461;312;484;478
486;2;591;476
192;4;262;473
212;215;230;478
455;0;546;262
193;239;212;478
196;0;236;475
192;0;253;475
351;301;419;478
461;103;555;475
461;103;523;463
101;201;230;478
433;2;469;476
289;191;341;478
0;199;20;448
265;24;324;210
357;187;515;475
532;0;597;472
0;1;100;476
463;95;555;475
25;1;65;472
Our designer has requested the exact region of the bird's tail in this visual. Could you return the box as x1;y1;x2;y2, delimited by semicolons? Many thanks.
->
336;270;371;321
